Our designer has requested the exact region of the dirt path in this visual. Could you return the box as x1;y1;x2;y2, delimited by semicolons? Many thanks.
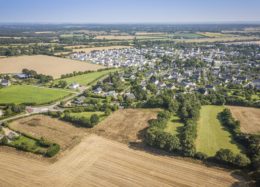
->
0;135;245;187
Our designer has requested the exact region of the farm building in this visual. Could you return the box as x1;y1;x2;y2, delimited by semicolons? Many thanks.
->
69;83;80;89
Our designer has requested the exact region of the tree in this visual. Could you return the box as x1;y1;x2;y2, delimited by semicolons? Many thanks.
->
234;154;251;167
90;114;99;125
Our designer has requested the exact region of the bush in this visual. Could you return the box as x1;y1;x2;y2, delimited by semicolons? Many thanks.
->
195;152;208;160
45;144;60;157
37;137;51;147
90;114;99;126
234;154;251;167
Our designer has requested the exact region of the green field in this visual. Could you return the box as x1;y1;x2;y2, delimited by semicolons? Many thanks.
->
196;105;243;156
0;85;73;105
164;115;184;135
56;69;118;86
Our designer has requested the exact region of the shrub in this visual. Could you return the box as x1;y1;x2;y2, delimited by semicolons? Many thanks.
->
195;152;208;160
45;144;60;157
90;114;99;126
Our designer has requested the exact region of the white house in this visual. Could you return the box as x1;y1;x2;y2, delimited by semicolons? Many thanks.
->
69;83;80;90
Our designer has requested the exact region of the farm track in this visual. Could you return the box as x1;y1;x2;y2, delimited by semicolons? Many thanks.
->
0;134;245;187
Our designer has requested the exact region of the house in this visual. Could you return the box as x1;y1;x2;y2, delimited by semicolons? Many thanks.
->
69;83;80;90
205;85;216;91
0;109;3;117
74;96;86;105
7;131;19;140
1;79;11;87
93;87;102;94
252;79;260;90
105;91;118;98
16;73;29;79
125;92;136;100
0;134;4;140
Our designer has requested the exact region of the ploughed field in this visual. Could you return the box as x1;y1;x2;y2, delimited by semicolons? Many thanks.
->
0;134;244;187
0;55;104;78
228;106;260;134
196;105;243;156
0;85;73;105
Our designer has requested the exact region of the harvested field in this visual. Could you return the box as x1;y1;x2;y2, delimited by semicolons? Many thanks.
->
71;45;131;53
0;135;245;186
9;115;87;151
228;106;260;134
95;35;136;40
0;55;104;78
90;109;159;143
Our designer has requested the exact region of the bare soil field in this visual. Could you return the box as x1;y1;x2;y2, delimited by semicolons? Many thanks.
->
71;45;131;53
0;134;245;186
9;115;88;151
0;55;104;78
90;109;160;143
228;106;260;134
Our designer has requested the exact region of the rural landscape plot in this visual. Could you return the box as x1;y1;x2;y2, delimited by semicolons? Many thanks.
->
0;55;104;78
196;105;243;156
0;135;245;187
228;106;260;134
0;85;73;105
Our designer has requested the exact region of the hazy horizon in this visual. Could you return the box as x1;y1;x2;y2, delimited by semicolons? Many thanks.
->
1;0;260;23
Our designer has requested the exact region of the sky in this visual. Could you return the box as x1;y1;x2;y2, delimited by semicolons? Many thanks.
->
0;0;260;23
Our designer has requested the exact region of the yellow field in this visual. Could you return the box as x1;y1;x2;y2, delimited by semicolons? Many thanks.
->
0;135;244;186
0;55;104;78
198;32;232;38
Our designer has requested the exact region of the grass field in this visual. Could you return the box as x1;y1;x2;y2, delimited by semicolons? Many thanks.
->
0;85;73;105
228;106;260;134
69;111;106;120
56;69;118;86
196;105;242;156
164;115;184;135
0;55;104;79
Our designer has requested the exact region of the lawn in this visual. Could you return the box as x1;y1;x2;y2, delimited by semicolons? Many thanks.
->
56;69;118;86
0;85;73;105
164;115;184;135
196;105;243;156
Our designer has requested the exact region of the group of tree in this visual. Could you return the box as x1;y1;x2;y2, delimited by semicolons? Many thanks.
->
21;69;53;83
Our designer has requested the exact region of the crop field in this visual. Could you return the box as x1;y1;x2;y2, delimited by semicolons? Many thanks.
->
90;109;160;143
0;85;73;105
0;134;244;186
95;35;165;40
70;45;131;53
196;105;243;156
176;36;259;43
9;115;87;151
0;55;104;78
164;115;184;135
228;106;260;134
197;32;232;38
56;68;118;86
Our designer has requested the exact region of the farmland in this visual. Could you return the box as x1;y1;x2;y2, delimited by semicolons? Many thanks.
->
0;134;244;186
56;68;118;86
228;106;260;134
0;85;73;105
90;109;159;143
0;55;104;78
9;115;87;151
196;105;243;156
